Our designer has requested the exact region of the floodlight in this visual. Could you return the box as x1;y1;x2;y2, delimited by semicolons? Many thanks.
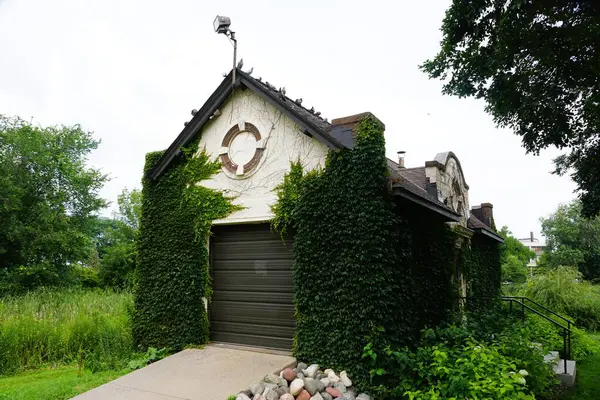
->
214;16;231;34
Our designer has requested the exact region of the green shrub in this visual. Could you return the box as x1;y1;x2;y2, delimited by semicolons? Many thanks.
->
362;325;555;400
0;289;133;375
520;267;600;330
127;347;168;371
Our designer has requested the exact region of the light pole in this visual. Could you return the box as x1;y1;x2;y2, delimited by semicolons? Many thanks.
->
213;16;237;87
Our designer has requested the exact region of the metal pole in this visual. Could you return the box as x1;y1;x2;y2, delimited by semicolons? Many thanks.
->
229;30;237;88
568;322;572;360
563;332;568;374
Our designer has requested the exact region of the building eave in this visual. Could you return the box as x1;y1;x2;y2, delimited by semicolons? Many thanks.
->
393;186;461;222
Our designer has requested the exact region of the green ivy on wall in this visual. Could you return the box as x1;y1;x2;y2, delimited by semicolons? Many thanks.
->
271;115;501;386
133;142;240;350
291;116;403;381
466;235;502;301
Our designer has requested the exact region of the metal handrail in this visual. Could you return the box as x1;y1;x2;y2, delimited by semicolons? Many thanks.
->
459;296;572;374
502;296;574;327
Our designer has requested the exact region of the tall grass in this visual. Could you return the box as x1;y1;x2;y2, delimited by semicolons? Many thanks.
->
520;267;600;330
0;289;133;376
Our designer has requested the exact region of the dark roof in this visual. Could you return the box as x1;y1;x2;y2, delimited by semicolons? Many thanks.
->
398;167;428;191
148;68;343;180
468;213;504;242
388;159;460;221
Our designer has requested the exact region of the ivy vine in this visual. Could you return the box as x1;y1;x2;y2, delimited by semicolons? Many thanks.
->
133;141;241;350
270;115;502;387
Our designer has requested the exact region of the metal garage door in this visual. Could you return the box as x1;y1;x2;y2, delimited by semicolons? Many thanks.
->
209;224;295;350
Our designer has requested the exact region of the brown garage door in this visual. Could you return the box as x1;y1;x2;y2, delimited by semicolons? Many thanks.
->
210;224;295;350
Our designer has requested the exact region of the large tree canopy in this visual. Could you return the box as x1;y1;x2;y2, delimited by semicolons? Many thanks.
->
0;115;107;291
499;226;536;283
95;188;141;289
540;200;600;280
423;0;600;217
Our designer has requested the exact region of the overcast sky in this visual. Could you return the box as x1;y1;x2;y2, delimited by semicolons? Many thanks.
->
0;0;577;239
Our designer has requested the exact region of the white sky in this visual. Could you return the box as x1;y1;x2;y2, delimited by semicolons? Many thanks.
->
0;0;577;239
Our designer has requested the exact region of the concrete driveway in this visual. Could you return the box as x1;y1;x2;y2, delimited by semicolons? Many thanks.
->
72;344;296;400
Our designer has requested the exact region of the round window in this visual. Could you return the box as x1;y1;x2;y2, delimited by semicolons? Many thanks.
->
219;122;264;176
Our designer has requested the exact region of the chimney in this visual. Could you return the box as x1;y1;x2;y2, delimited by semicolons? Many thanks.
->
397;151;406;168
480;203;493;228
330;112;385;148
530;231;534;242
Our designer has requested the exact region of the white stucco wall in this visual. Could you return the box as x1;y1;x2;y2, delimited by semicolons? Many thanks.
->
196;89;329;224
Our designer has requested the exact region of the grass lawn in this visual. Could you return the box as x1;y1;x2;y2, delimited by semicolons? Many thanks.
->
558;333;600;400
0;366;129;400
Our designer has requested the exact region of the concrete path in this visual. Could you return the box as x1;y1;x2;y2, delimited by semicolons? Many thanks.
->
72;344;296;400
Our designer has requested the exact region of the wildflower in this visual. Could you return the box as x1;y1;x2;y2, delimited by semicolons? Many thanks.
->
518;369;529;377
517;376;526;385
473;346;481;351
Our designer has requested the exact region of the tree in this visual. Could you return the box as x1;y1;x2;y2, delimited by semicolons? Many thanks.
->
0;115;107;292
422;1;600;217
540;200;600;280
499;226;535;283
96;188;141;289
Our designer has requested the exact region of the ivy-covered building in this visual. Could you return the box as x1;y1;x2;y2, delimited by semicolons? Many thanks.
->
135;68;503;364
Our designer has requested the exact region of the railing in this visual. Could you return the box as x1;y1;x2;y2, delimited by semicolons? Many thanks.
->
459;296;572;374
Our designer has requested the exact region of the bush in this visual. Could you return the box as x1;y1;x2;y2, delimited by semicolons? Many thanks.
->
362;324;556;400
520;267;600;330
0;289;133;375
525;314;600;361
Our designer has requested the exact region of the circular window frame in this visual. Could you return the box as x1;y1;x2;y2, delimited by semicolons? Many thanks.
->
219;122;265;176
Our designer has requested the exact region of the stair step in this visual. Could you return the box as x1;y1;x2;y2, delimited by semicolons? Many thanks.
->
553;359;576;387
544;351;560;365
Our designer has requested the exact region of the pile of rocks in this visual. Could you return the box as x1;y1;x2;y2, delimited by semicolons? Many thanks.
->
235;362;371;400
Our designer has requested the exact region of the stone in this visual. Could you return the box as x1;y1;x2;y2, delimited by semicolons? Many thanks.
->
356;394;371;400
297;362;308;371
297;389;311;400
282;367;296;382
342;392;356;400
237;394;251;400
251;383;265;396
263;383;279;392
310;393;324;400
290;378;305;396
316;374;324;381
253;395;265;400
239;389;253;397
320;378;331;388
321;392;333;400
326;387;343;398
315;379;325;393
339;371;352;387
324;369;332;375
264;374;280;384
279;394;295;400
303;364;319;378
317;370;324;376
333;383;346;394
265;390;279;400
264;374;287;388
297;372;305;379
327;370;340;383
345;387;356;397
275;386;288;396
304;378;319;396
